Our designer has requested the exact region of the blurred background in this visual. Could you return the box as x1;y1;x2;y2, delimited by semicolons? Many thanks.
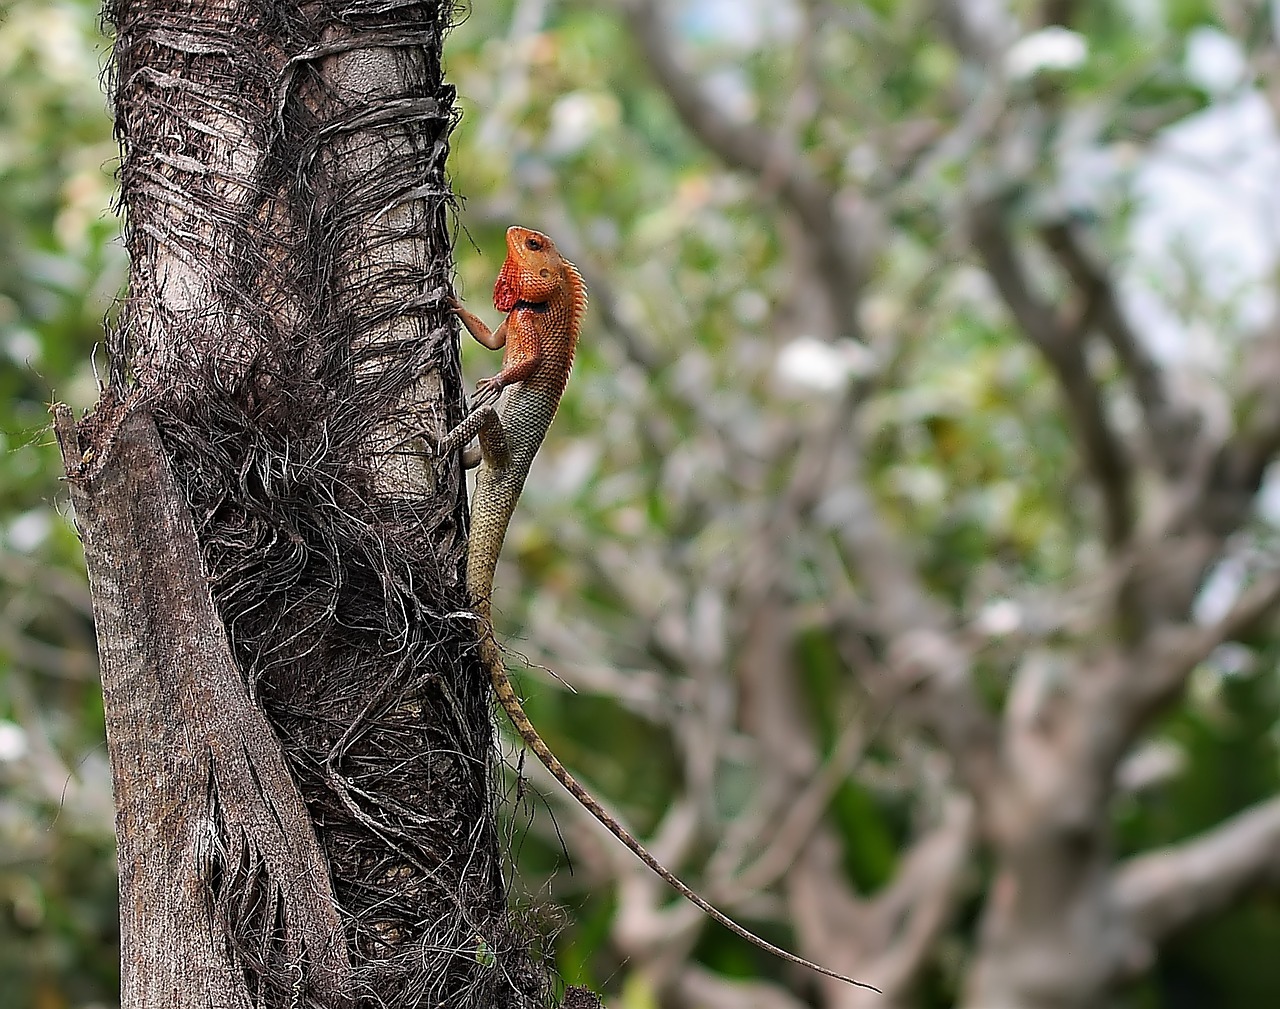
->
4;0;1280;1006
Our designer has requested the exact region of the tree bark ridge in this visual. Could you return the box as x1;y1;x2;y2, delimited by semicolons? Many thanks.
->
56;400;352;1009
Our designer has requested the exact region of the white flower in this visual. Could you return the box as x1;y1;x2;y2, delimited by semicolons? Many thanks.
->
1006;27;1087;80
545;92;620;156
776;336;876;393
0;721;27;763
975;599;1023;637
1184;27;1246;96
6;509;51;553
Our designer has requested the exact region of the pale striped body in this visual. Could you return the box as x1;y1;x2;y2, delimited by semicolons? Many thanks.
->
466;382;558;622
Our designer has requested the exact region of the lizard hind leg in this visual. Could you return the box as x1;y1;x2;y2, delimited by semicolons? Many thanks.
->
439;405;511;470
460;443;482;470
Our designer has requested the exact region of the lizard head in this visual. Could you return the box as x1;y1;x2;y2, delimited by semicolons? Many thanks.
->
493;226;568;312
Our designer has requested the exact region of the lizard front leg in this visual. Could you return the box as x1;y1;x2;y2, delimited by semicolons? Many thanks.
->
439;295;515;468
440;352;540;468
450;295;508;350
436;350;540;469
476;352;542;398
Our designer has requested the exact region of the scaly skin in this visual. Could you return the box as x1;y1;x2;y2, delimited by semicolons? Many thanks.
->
448;226;878;993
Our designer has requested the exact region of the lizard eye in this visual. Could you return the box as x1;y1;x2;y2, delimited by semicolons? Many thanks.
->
526;237;543;251
539;268;550;277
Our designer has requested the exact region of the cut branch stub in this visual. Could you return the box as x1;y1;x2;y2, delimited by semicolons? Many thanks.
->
55;400;352;1009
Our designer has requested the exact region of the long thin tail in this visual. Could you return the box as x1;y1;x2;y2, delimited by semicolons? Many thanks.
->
480;635;881;993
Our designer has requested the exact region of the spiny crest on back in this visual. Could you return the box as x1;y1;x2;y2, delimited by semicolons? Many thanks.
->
563;259;588;340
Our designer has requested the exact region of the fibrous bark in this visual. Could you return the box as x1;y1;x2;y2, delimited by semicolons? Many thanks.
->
58;1;546;1006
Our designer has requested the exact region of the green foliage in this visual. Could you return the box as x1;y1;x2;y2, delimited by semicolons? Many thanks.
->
1;2;121;1006
445;2;1280;1001
1117;651;1280;1005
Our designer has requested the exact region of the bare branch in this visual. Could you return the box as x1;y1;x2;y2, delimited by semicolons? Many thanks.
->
831;474;1001;804
517;643;687;723
727;717;874;897
933;0;1016;63
1135;570;1280;718
970;200;1135;545
1040;220;1200;479
0;545;94;615
0;623;96;681
865;795;975;999
784;800;973;1007
786;828;871;1003
1194;324;1280;532
1115;794;1280;950
612;799;710;959
618;0;864;340
1120;330;1280;624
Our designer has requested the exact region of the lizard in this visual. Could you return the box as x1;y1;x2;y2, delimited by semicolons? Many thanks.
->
443;225;879;993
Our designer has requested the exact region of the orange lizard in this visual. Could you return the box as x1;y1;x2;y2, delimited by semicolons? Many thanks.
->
443;225;878;992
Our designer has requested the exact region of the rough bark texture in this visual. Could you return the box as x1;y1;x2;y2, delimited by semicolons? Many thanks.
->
60;1;547;1006
55;401;351;1009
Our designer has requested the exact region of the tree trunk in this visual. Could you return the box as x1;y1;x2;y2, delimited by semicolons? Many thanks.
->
963;824;1123;1009
57;2;544;1005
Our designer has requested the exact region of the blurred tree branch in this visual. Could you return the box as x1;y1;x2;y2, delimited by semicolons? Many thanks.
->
1116;792;1280;957
1040;219;1200;479
438;2;1280;1005
1135;570;1280;724
618;0;866;341
970;199;1135;546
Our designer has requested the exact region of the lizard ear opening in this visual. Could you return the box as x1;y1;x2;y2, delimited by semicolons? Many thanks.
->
493;257;520;312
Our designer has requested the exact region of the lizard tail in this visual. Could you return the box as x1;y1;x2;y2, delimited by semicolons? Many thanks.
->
479;634;881;993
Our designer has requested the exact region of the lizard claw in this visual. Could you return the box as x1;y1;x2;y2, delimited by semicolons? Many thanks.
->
475;376;503;401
